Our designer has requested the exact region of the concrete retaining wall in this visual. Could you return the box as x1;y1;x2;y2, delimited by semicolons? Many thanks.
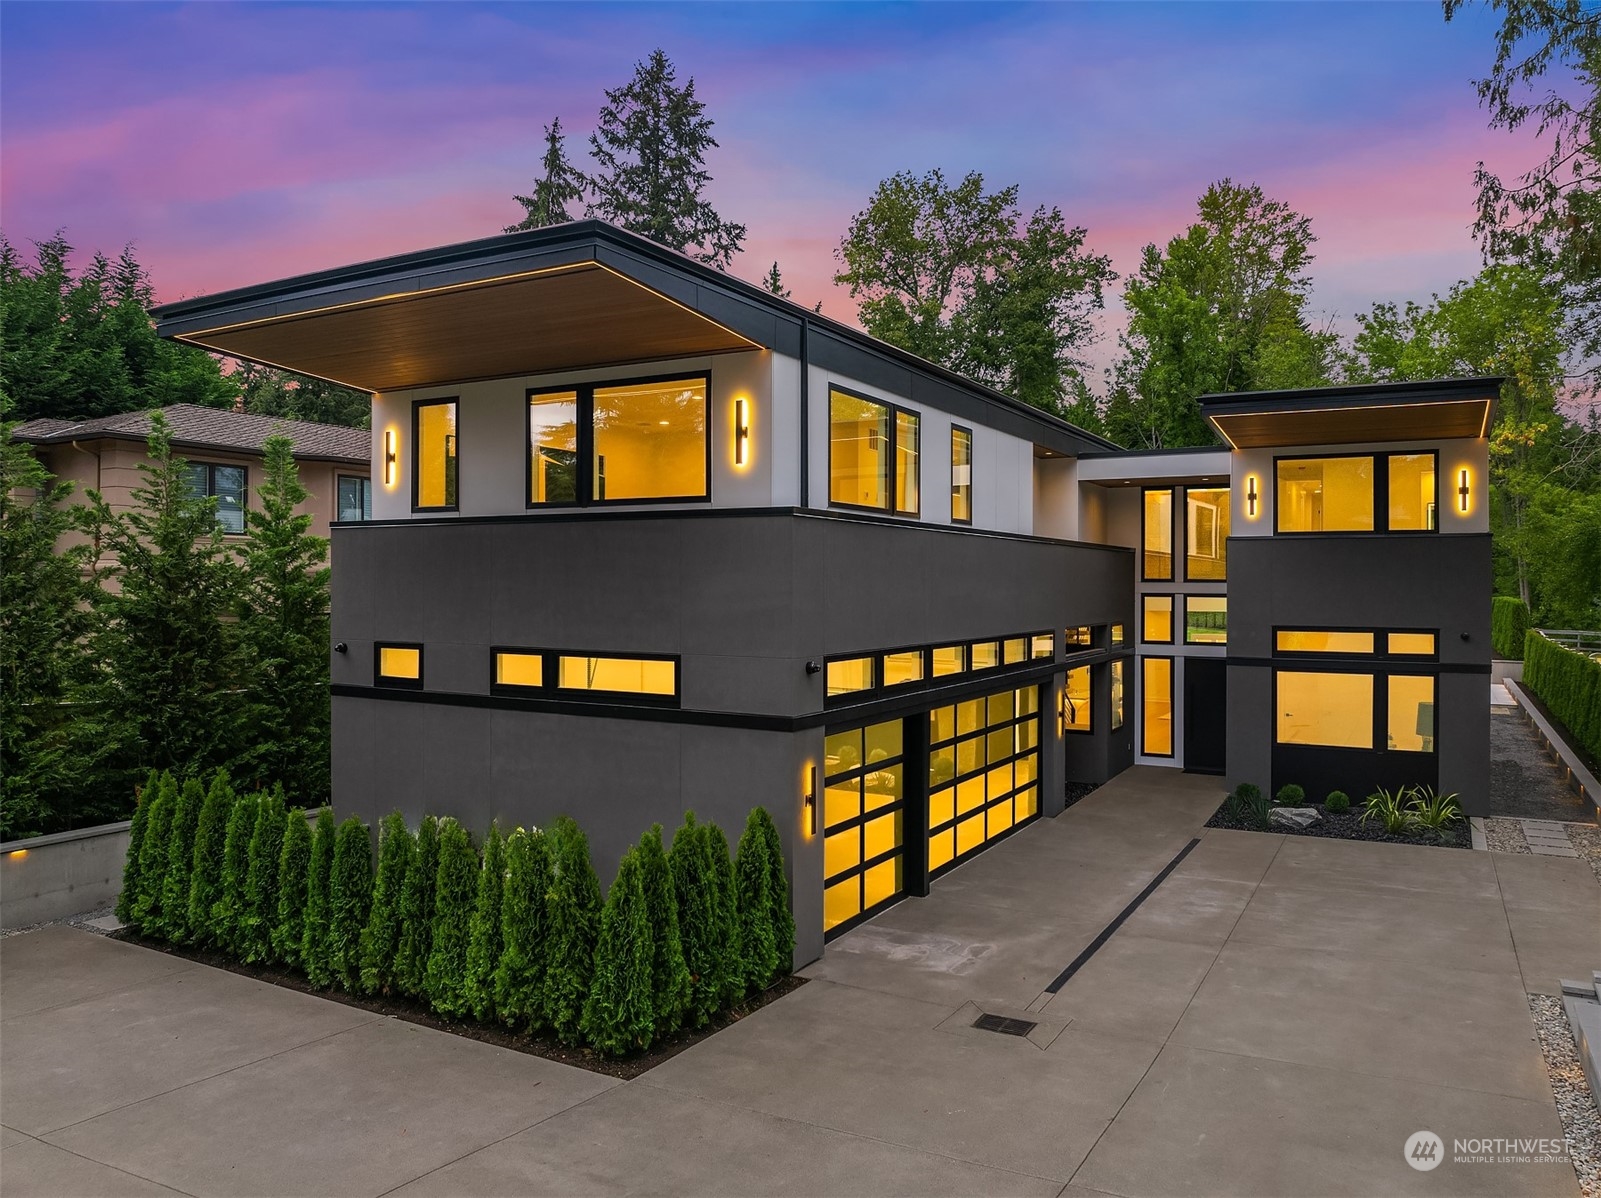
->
1;821;131;930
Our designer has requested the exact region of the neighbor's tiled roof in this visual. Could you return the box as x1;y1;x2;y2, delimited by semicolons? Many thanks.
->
12;404;370;464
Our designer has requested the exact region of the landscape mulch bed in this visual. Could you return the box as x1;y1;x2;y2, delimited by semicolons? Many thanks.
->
1063;781;1101;810
110;929;805;1080
1204;802;1473;849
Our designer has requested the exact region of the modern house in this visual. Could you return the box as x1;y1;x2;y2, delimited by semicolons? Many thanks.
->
150;221;1493;966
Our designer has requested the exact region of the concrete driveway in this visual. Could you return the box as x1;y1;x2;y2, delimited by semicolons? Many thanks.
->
3;767;1595;1197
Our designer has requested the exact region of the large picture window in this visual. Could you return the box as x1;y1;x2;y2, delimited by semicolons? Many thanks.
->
1184;487;1229;580
1276;453;1438;534
829;386;919;516
1388;453;1437;531
1276;671;1374;749
183;462;247;534
951;425;972;523
1143;489;1174;580
414;398;458;511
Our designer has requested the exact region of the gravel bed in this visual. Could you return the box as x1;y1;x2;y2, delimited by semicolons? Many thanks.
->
1063;781;1100;810
1528;993;1601;1197
1485;816;1534;854
1205;802;1472;848
1566;822;1601;884
0;903;119;940
1491;707;1591;820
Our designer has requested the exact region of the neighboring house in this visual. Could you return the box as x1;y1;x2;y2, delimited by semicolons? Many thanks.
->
13;404;372;546
150;221;1493;966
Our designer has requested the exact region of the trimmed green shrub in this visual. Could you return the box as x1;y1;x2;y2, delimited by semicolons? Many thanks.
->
669;812;720;1026
1492;596;1530;661
495;826;552;1027
272;808;313;967
734;810;778;993
213;792;259;952
1274;784;1305;807
394;815;440;998
160;777;205;940
1324;790;1350;813
752;806;795;978
359;813;414;995
426;818;479;1018
187;772;236;946
327;817;374;991
130;772;177;935
241;788;288;963
542;815;602;1044
703;821;744;1007
116;771;159;924
1524;629;1601;765
636;823;690;1035
581;847;655;1055
464;823;507;1021
301;807;338;987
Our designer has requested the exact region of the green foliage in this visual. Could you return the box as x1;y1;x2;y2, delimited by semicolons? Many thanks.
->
581;848;656;1056
508;117;587;232
115;772;156;924
1407;786;1464;840
394;815;440;998
1524;630;1601;764
1224;782;1264;825
753;807;795;977
762;261;791;299
130;772;177;935
702;821;743;1007
241;788;287;963
1324;790;1351;813
587;49;746;268
1274;784;1306;807
1493;596;1532;660
495;826;553;1027
327;818;374;991
669;813;720;1026
235;360;370;429
359;813;413;995
187;772;235;944
635;824;691;1035
272;808;312;967
1361;787;1418;835
213;791;258;952
426;818;479;1018
159;777;205;940
542;815;602;1043
734;810;778;993
464;823;507;1021
301;808;337;987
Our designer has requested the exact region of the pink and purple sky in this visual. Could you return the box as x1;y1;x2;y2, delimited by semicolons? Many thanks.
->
0;1;1542;382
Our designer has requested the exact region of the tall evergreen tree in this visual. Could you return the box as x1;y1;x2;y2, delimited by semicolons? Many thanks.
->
703;820;744;1007
235;361;370;429
327;817;373;991
160;777;205;941
581;848;656;1055
186;772;235;945
636;823;691;1035
241;787;288;963
130;772;177;935
213;792;258;952
751;806;795;976
507;118;587;232
668;812;720;1025
394;815;440;998
302;807;337;987
272;808;313;967
464;822;507;1021
542;815;602;1044
762;262;791;299
114;771;158;924
733;809;778;992
426;818;479;1018
359;813;414;995
587;50;746;268
494;826;553;1026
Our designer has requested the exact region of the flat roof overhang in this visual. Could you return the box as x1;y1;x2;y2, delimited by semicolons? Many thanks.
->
1200;378;1500;450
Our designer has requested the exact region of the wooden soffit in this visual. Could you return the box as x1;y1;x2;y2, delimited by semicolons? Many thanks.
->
1208;397;1493;449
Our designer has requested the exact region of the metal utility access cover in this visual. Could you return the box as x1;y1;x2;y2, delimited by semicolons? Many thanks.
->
971;1012;1037;1037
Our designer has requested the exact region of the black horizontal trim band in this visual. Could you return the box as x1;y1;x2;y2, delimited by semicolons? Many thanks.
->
1224;657;1492;675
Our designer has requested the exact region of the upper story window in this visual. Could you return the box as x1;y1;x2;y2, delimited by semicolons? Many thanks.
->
414;398;458;511
183;462;247;534
530;375;708;507
1142;489;1173;580
1184;487;1229;580
951;426;972;523
1276;453;1437;534
375;643;423;689
829;386;919;517
337;475;371;523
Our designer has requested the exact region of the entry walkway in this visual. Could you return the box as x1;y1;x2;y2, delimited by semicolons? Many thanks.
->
3;768;1594;1196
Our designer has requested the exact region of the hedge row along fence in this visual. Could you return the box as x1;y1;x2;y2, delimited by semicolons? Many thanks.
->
116;772;795;1056
1491;596;1531;662
1523;629;1601;765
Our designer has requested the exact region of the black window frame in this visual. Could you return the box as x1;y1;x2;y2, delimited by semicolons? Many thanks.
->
822;632;1050;709
182;459;249;535
336;474;372;523
1141;594;1175;645
925;683;1043;882
374;641;425;690
1270;662;1438;756
1182;594;1228;647
1181;484;1231;582
1271;625;1439;663
822;717;910;939
1272;451;1440;535
827;383;921;519
1140;653;1176;759
1141;486;1177;582
950;423;973;525
1062;664;1093;735
488;646;682;706
412;396;460;514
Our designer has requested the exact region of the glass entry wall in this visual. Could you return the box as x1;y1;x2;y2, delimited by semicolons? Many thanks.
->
927;685;1041;879
823;720;906;937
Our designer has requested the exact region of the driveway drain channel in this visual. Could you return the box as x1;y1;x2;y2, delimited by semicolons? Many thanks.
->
1042;837;1201;995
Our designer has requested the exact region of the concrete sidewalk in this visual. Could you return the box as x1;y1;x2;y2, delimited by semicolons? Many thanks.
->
3;767;1595;1196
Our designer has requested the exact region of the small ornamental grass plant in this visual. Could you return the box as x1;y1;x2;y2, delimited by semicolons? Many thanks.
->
1361;786;1418;835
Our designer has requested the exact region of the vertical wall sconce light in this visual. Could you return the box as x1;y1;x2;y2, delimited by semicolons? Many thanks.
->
803;765;818;836
384;429;397;486
1245;474;1259;519
734;397;750;466
1458;468;1470;513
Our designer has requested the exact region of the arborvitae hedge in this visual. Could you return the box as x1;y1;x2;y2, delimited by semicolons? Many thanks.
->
636;823;690;1035
213;792;258;952
160;777;205;941
427;818;479;1018
301;807;337;987
581;848;655;1055
753;806;795;975
703;820;744;1007
273;808;312;966
187;772;235;946
327;817;373;991
1524;629;1601;763
241;788;287;963
130;772;177;934
495;826;551;1027
734;810;778;992
359;813;413;995
1492;596;1531;661
543;815;602;1044
464;823;506;1021
394;815;440;998
669;812;720;1026
115;771;158;924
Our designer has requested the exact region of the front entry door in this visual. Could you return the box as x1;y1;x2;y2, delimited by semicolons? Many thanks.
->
1184;658;1227;774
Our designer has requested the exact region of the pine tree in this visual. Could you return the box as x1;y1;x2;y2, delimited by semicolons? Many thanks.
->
542;815;602;1044
464;822;506;1021
636;823;691;1035
273;808;312;967
494;826;552;1027
213;791;258;953
301;807;337;987
668;812;719;1025
394;815;440;998
426;818;478;1018
733;809;778;992
158;777;205;940
762;262;791;299
358;813;413;995
587;49;746;268
186;772;235;945
114;771;157;924
130;772;177;935
507;118;587;232
703;820;744;1007
327;817;373;991
752;806;795;977
581;848;656;1055
241;787;287;963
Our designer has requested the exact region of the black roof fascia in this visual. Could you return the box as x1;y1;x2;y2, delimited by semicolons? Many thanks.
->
1197;376;1504;411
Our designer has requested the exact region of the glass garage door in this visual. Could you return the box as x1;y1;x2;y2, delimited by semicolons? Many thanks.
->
927;685;1040;878
822;719;906;937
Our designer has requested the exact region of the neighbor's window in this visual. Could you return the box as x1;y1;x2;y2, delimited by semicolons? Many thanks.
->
1275;671;1373;748
336;475;372;523
1388;453;1437;531
951;425;973;523
376;643;422;688
493;651;543;689
827;656;877;698
529;390;579;504
1143;489;1174;580
1063;666;1091;734
1142;594;1174;644
1275;630;1376;655
1142;657;1173;756
1276;456;1373;533
1388;632;1437;656
1185;487;1229;580
414;399;458;510
829;387;918;516
1111;659;1125;731
1184;596;1227;645
1388;675;1436;752
593;378;707;502
884;650;925;687
184;462;248;534
557;655;676;697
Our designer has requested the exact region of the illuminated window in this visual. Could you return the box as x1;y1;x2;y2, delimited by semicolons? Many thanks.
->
1276;671;1373;748
1065;626;1093;647
826;656;876;698
1143;489;1174;580
493;651;543;690
1031;633;1054;659
883;650;925;687
1184;596;1227;645
1388;632;1437;656
970;641;999;670
1063;666;1091;734
927;685;1040;878
829;387;918;516
1388;453;1437;531
1142;657;1173;756
183;462;248;534
932;644;967;677
1185;487;1229;580
1388;675;1436;751
529;390;578;504
1276;630;1376;654
951;426;972;523
1002;637;1027;665
1142;595;1174;644
414;399;458;511
1276;457;1374;532
823;720;905;937
593;378;707;502
557;655;676;698
1110;623;1125;646
376;643;422;688
1111;659;1125;731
